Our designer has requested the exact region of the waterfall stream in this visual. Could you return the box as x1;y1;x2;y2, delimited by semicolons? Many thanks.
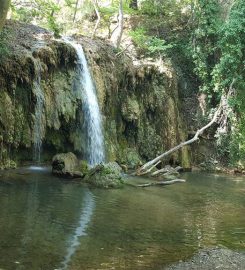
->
67;40;105;166
33;61;44;163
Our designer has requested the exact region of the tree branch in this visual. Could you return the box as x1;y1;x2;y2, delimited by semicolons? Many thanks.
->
91;0;101;39
136;86;236;176
137;179;186;187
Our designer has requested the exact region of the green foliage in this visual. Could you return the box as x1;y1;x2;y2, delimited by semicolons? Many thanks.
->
11;0;62;36
148;37;173;54
212;1;245;164
191;0;221;96
212;1;245;92
129;27;173;56
0;30;9;60
129;27;147;47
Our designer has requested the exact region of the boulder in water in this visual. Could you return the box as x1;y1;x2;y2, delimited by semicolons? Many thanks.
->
52;152;83;179
85;162;124;188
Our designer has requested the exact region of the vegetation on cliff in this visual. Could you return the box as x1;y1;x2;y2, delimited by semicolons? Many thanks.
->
1;0;245;170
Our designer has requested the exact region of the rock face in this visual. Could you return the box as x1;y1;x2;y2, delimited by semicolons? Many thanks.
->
80;36;190;168
0;20;191;169
0;21;80;168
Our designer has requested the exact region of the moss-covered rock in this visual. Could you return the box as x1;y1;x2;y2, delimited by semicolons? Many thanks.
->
79;160;89;175
85;162;124;188
52;152;83;178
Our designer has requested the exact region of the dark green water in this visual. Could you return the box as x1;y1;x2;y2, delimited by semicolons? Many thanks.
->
0;168;244;270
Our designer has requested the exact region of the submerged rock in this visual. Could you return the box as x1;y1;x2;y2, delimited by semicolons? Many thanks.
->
85;162;124;188
52;152;83;179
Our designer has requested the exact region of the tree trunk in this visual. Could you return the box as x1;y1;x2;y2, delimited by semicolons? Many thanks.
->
110;0;124;48
0;0;10;31
50;0;61;17
129;0;138;10
73;0;80;22
91;0;101;38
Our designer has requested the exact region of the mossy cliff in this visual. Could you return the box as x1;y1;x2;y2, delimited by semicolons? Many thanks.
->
0;21;190;169
81;37;190;168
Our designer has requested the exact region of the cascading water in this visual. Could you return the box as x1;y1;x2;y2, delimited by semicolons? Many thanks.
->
67;39;105;166
33;61;45;163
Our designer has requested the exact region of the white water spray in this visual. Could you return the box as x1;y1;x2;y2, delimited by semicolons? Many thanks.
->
67;39;105;166
33;61;45;163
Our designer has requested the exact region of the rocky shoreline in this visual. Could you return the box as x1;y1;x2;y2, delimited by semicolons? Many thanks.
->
165;247;245;270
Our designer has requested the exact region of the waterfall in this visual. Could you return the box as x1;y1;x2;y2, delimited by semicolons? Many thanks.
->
67;39;105;166
33;61;45;163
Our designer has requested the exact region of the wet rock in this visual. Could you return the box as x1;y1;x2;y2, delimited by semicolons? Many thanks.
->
52;152;83;179
85;162;124;188
175;166;183;172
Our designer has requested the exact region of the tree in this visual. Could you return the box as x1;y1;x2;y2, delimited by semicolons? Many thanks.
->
0;0;10;30
110;0;123;48
129;0;138;10
91;0;101;38
73;0;80;22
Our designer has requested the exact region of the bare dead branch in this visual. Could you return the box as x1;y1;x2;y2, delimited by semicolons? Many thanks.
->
137;179;186;187
136;83;236;176
91;0;101;39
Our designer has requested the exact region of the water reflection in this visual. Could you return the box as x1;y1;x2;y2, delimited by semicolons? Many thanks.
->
0;170;244;270
0;168;92;270
60;190;95;270
28;166;49;171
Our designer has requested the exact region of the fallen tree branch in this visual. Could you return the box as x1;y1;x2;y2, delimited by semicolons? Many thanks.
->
136;82;236;176
137;179;186;187
138;160;161;176
116;43;134;57
137;104;222;175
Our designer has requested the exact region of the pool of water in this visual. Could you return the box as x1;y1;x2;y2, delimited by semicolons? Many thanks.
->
0;168;244;269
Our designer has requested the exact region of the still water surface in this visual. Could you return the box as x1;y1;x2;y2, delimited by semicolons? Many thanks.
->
0;168;244;270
